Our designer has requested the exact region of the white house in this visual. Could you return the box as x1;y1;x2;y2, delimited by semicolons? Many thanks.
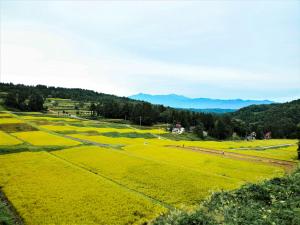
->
172;127;185;134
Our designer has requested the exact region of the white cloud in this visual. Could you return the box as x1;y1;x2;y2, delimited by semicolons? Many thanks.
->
1;2;299;101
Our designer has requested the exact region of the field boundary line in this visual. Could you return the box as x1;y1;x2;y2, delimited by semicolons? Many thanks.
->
168;145;297;172
126;124;168;140
0;189;24;225
116;149;242;181
46;152;174;210
9;113;87;146
231;144;296;150
9;112;294;173
9;112;122;149
57;136;241;182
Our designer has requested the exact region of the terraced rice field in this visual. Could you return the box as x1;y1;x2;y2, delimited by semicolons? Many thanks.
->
0;112;297;225
11;131;81;146
69;133;154;146
41;124;167;134
67;134;298;162
0;113;13;117
0;152;164;225
53;146;240;206
0;131;23;145
21;115;79;122
0;118;24;124
123;144;283;181
179;139;298;161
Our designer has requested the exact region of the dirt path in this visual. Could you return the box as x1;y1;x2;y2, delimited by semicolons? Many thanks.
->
231;144;295;150
65;135;111;147
168;145;297;172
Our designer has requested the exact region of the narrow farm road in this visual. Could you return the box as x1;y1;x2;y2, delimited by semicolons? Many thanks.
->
168;145;297;172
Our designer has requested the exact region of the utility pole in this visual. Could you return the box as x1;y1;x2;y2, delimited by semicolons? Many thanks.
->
139;116;142;126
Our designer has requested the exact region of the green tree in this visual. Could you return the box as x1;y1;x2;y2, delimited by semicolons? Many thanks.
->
4;91;18;108
28;93;44;111
90;103;96;116
212;119;232;140
194;122;204;139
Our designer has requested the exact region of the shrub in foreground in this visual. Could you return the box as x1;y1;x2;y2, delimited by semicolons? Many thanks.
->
153;168;300;225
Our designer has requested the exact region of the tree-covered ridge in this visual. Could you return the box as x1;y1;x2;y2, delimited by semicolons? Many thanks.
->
1;82;299;140
0;83;136;104
0;83;231;139
232;100;300;139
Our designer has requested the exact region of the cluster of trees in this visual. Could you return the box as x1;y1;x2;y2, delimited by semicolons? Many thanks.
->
4;90;44;112
232;99;300;139
89;100;241;140
1;83;299;140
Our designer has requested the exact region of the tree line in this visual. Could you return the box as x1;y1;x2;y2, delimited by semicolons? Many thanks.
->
89;100;235;139
1;82;299;140
4;90;44;112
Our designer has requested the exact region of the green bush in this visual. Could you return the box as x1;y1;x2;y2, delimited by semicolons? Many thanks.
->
153;209;217;225
153;168;300;225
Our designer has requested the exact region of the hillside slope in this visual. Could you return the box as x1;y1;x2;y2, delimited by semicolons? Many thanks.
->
232;99;300;138
0;83;138;104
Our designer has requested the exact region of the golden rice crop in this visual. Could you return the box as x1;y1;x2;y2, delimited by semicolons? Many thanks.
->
21;112;43;114
41;124;167;134
41;124;89;132
68;134;155;146
182;139;296;150
0;112;294;224
94;127;167;134
54;146;240;207
180;139;298;161
21;115;79;122
140;138;297;161
0;151;164;225
68;135;297;162
225;145;298;161
0;131;23;145
0;118;24;124
12;131;81;146
0;113;13;117
123;143;284;182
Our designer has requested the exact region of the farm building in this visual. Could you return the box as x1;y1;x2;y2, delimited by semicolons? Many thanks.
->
172;123;185;134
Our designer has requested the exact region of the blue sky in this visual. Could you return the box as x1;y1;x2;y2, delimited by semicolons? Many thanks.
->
1;0;299;101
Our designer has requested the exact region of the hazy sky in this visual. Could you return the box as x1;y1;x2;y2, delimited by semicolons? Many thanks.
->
1;1;299;101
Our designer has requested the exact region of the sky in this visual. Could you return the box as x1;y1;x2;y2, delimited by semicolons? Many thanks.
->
0;0;299;102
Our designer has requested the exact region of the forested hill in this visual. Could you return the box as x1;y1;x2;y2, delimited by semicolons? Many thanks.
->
0;83;138;104
232;99;300;138
0;82;217;132
1;82;299;140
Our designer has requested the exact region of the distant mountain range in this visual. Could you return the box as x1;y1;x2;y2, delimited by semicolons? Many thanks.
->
129;93;274;111
178;108;237;114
